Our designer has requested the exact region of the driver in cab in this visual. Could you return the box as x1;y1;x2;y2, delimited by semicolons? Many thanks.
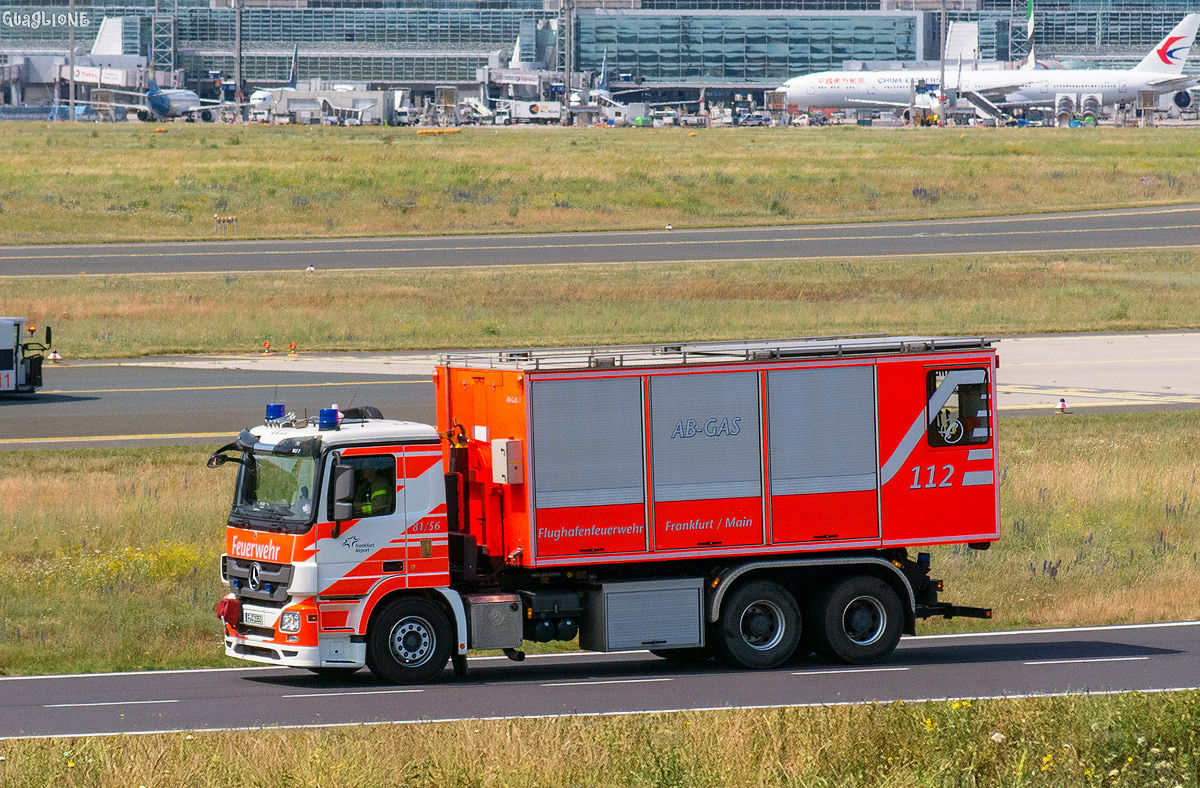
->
353;466;393;517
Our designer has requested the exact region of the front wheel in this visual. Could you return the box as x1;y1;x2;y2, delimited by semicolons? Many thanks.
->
813;576;903;665
712;580;801;670
366;597;452;684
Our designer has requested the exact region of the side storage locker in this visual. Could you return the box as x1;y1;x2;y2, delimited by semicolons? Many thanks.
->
529;376;648;558
580;578;704;651
767;364;880;544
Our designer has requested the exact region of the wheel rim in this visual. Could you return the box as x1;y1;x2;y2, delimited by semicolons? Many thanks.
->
738;600;786;651
388;615;435;667
842;595;887;646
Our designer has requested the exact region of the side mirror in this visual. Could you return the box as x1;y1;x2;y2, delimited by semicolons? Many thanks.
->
331;464;354;525
207;454;228;468
44;326;52;348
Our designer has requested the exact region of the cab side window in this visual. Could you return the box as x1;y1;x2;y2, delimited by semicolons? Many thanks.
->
329;455;396;518
927;369;990;448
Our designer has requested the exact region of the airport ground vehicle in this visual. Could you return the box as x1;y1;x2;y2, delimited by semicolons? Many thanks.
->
0;318;50;394
213;336;997;684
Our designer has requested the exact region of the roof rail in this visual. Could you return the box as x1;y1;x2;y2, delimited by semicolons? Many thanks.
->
438;335;994;371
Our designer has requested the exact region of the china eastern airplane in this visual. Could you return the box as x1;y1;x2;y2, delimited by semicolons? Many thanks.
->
781;14;1200;117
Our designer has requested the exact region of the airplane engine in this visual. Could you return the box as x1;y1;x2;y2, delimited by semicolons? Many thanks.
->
1080;94;1102;124
201;109;213;122
137;109;151;122
1174;90;1193;109
1054;94;1074;127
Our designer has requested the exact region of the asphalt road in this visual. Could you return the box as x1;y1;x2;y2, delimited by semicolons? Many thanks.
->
3;204;1200;277
3;331;1199;449
2;621;1196;740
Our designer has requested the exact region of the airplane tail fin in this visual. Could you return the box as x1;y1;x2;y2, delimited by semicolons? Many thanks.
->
597;46;608;92
145;44;161;94
1134;14;1200;73
286;44;299;89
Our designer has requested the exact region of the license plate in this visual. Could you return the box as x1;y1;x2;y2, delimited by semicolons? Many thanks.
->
243;610;265;627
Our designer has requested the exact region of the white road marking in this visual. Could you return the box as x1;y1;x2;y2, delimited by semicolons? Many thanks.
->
793;667;910;676
12;686;1200;741
44;699;180;708
541;678;674;687
282;689;424;698
1024;656;1151;666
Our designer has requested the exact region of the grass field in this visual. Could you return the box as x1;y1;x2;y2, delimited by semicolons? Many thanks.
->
3;123;1200;244
3;691;1200;786
2;410;1198;676
8;249;1200;358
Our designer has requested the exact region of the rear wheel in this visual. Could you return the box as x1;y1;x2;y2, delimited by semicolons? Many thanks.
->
366;597;452;684
813;576;903;665
712;580;801;670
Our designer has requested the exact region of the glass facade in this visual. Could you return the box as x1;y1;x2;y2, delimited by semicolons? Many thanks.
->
578;11;921;81
3;0;1200;85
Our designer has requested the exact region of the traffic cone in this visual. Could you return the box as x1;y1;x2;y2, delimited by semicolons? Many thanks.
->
48;350;61;363
1055;398;1068;414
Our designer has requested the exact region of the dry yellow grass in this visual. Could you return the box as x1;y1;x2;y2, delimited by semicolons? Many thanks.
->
1;412;1199;675
3;692;1200;786
7;250;1200;358
3;123;1200;244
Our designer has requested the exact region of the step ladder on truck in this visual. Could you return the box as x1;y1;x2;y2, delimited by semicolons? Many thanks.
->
211;335;998;683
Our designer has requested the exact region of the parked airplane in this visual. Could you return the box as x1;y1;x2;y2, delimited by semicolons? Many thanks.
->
249;45;300;107
781;14;1200;119
86;50;246;121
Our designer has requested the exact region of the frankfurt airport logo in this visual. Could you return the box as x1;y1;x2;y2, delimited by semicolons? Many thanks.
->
1;10;91;29
1157;36;1188;65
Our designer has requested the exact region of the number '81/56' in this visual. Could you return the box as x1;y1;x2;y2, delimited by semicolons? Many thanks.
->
910;464;954;489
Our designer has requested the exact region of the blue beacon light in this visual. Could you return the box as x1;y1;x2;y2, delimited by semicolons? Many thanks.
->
265;403;286;424
318;407;340;431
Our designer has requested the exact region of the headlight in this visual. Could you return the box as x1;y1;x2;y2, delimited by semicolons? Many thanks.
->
279;610;302;633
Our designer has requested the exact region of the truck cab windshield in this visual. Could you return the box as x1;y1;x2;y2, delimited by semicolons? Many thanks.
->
232;451;317;531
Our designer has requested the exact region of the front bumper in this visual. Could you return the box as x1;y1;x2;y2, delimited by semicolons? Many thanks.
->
221;596;367;669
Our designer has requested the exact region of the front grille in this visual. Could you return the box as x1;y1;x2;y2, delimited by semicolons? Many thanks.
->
226;557;294;605
238;624;276;639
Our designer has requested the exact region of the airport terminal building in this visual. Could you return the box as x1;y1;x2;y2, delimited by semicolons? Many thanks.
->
2;0;1200;104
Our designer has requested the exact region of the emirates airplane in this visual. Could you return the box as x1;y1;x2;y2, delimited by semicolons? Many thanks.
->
780;14;1200;118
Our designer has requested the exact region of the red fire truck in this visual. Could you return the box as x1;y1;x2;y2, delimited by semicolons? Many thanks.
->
212;336;997;684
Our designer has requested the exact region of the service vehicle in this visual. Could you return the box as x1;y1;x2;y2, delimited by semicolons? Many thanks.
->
0;318;51;395
213;336;998;684
493;100;562;124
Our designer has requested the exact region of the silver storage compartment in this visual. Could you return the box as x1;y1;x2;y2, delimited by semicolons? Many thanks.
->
580;578;704;652
464;593;523;650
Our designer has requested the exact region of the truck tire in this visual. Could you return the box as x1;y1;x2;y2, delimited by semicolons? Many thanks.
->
366;597;452;684
649;646;711;664
712;580;801;670
812;576;903;665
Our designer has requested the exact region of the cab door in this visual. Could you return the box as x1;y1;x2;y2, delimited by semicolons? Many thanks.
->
399;445;449;588
877;359;998;546
316;451;406;603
